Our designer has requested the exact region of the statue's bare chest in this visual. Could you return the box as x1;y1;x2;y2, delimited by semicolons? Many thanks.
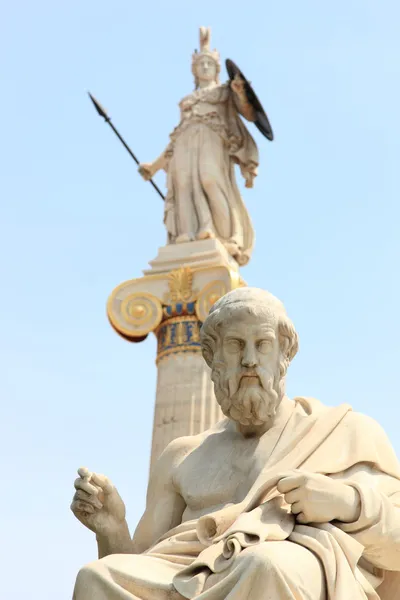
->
175;433;269;513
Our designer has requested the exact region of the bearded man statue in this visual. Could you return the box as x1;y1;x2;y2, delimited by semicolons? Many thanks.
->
71;288;400;599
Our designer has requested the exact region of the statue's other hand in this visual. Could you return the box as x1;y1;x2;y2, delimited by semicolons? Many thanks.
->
70;467;126;537
138;163;155;181
277;471;361;525
231;73;246;95
245;173;255;189
240;165;255;189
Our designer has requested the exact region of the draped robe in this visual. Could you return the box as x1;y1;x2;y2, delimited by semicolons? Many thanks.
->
73;398;400;599
163;83;258;266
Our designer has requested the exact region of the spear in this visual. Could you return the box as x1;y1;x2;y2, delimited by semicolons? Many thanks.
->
88;92;165;201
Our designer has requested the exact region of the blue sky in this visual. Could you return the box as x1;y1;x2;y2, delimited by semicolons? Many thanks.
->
1;1;400;598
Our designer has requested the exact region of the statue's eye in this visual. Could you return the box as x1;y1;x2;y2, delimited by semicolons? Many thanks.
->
225;339;242;353
257;340;273;354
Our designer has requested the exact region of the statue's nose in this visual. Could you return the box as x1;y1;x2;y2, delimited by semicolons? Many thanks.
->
241;345;257;368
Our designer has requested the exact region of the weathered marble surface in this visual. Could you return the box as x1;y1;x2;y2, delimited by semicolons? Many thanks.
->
139;27;259;266
72;288;400;599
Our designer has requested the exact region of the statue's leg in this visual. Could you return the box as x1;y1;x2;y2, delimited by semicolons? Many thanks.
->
198;167;231;240
201;541;326;600
175;167;194;242
195;129;231;240
73;553;185;600
170;133;201;241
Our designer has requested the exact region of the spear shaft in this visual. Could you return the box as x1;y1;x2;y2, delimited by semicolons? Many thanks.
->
88;92;165;201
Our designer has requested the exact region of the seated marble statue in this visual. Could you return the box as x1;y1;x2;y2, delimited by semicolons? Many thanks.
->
72;287;400;599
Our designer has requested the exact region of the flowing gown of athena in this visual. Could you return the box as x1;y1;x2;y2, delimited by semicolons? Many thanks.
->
73;288;400;600
139;28;258;266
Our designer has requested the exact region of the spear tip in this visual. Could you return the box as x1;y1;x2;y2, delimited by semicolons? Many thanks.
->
88;91;110;121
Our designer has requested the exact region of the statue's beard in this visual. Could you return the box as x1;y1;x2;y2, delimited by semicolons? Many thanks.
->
212;365;281;427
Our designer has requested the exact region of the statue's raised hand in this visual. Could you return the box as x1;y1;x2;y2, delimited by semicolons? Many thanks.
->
71;467;126;537
231;73;246;95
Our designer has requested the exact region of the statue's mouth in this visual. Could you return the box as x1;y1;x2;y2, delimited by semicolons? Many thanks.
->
241;371;258;378
240;373;260;386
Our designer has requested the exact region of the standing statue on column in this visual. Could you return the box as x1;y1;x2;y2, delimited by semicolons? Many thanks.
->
139;27;273;266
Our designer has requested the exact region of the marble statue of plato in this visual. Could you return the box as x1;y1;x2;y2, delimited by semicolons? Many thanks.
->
139;27;260;266
71;287;400;599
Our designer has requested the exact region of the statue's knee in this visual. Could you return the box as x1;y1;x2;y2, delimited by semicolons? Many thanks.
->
177;181;191;197
239;546;279;574
75;560;100;589
202;179;217;196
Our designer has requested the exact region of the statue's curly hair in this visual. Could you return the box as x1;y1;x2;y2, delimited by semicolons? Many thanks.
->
200;288;299;379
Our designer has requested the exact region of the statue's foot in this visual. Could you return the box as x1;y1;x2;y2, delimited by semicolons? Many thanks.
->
196;229;215;240
175;233;193;244
223;239;250;265
236;252;250;266
224;238;240;254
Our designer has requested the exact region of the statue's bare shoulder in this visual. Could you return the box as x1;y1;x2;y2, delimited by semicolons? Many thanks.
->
132;421;229;553
166;419;231;475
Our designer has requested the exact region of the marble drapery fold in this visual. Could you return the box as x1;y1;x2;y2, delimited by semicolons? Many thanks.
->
163;84;258;265
73;398;400;600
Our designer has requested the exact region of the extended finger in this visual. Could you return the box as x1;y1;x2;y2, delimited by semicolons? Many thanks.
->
277;474;306;494
74;489;103;509
90;472;113;494
74;477;99;496
71;500;94;515
78;467;91;479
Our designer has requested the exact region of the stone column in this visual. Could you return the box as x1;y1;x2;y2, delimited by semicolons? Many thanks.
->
107;239;245;468
151;318;220;470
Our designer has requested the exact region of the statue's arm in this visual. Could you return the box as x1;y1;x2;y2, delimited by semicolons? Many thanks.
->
332;461;400;570
96;520;132;559
131;438;189;554
151;149;168;173
139;125;180;181
139;148;169;181
225;79;258;188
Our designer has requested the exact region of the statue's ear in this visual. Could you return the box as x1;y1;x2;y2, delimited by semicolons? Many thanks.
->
279;334;290;361
200;326;219;368
278;322;299;364
202;345;213;368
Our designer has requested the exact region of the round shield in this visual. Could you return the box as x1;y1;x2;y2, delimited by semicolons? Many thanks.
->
226;58;274;141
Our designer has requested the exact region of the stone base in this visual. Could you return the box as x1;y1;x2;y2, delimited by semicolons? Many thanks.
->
143;238;239;276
